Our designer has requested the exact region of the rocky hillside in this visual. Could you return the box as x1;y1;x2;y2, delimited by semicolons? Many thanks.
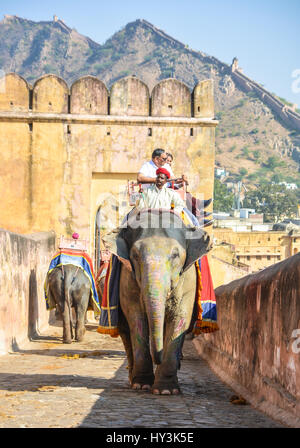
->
1;14;300;185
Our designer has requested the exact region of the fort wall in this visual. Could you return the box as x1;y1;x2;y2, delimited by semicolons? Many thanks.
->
0;73;216;258
230;65;300;132
0;230;55;354
194;253;300;427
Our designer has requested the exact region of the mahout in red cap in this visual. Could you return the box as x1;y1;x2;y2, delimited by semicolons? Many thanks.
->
156;167;170;179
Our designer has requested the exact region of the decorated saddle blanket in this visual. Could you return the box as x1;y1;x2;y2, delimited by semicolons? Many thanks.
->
44;249;100;314
97;253;219;338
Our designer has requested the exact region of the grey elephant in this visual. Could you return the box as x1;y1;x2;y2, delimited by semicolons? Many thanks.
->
102;209;211;395
46;265;93;344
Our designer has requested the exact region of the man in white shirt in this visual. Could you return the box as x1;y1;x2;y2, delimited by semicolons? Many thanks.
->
137;167;186;213
137;149;175;188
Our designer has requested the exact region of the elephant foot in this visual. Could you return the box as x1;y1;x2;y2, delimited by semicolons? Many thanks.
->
131;373;154;391
63;338;72;344
75;333;84;342
152;387;180;395
132;383;151;391
75;326;85;342
152;374;180;395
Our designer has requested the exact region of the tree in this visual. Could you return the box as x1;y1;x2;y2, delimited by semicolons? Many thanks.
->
252;150;261;163
265;156;283;170
239;167;248;177
243;183;298;222
213;179;234;212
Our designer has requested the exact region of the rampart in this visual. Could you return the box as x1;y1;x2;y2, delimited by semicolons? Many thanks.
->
0;72;214;117
0;72;216;258
231;64;300;132
0;229;55;354
194;253;300;427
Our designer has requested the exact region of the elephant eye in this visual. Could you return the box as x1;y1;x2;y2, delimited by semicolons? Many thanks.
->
170;249;179;260
132;251;139;260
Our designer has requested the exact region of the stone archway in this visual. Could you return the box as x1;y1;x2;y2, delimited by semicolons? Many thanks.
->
90;172;138;269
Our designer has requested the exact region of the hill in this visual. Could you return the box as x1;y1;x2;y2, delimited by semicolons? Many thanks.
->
1;14;300;186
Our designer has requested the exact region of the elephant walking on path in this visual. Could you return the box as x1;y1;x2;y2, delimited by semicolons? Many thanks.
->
46;265;92;344
102;209;211;395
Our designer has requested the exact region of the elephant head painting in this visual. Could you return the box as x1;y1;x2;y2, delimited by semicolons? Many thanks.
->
101;209;211;395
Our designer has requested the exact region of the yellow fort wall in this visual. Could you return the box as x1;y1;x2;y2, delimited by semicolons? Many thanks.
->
0;73;217;260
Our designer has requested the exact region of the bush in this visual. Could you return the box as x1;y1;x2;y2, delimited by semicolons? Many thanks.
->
242;146;250;157
239;167;248;176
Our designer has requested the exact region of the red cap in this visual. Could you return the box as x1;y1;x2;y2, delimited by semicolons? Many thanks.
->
156;167;170;179
72;232;79;240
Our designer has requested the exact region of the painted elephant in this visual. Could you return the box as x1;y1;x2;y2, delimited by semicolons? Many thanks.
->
102;209;211;395
46;265;92;343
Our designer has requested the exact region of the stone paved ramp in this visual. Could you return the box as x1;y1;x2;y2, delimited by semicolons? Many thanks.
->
0;323;284;428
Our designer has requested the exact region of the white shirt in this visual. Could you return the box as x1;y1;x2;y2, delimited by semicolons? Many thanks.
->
138;160;175;188
137;184;185;213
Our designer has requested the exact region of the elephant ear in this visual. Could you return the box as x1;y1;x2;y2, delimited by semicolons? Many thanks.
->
182;228;211;273
101;229;132;271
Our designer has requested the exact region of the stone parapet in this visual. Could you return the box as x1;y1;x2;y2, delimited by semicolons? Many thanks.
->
194;253;300;427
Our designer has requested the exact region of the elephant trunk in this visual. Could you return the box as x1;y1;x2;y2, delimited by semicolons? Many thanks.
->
141;265;170;365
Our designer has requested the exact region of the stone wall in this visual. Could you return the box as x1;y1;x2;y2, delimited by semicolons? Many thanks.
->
208;253;250;288
0;229;55;354
230;68;300;132
194;253;300;427
0;72;217;260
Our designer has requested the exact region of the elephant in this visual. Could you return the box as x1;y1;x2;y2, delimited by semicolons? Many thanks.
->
102;208;211;395
46;264;92;344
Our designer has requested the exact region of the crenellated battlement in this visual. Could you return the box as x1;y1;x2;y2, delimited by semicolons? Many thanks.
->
0;72;214;118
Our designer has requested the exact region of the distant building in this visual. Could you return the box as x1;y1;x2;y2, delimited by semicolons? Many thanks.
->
215;167;229;179
278;182;298;190
239;208;255;219
213;227;300;272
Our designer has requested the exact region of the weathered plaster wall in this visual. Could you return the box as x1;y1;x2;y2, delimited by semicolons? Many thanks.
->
194;253;300;427
208;249;250;288
0;73;217;260
0;230;55;354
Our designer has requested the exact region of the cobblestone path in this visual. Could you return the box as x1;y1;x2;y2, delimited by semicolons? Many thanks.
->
0;323;284;428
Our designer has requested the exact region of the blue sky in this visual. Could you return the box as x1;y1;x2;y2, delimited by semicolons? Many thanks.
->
1;0;299;105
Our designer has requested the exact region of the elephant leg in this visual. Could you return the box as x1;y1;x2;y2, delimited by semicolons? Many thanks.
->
120;267;154;390
61;301;73;344
74;293;89;342
74;304;86;342
152;330;185;395
129;316;154;389
118;309;133;384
